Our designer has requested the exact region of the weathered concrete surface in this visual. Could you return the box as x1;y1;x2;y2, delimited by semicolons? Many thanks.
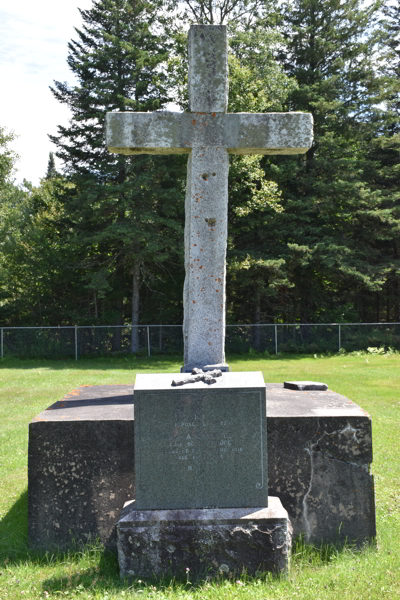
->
266;384;375;546
183;147;229;367
28;385;134;550
106;111;314;156
28;383;375;550
134;372;267;509
117;498;291;579
188;25;228;113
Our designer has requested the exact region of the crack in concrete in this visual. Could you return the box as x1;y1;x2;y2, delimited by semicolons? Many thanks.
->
302;421;366;541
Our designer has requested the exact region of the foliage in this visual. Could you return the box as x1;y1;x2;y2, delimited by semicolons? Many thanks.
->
169;0;268;26
48;0;187;344
44;152;58;180
0;126;18;188
253;0;400;324
0;0;400;328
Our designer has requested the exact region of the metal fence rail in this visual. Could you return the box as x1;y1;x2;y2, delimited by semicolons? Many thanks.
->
1;322;399;360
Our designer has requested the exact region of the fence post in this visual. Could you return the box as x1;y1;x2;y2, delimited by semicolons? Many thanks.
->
147;326;151;357
75;325;78;361
338;324;341;352
1;328;3;359
275;324;278;355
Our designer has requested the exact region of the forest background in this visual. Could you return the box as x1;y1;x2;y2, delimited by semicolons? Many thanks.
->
0;0;399;352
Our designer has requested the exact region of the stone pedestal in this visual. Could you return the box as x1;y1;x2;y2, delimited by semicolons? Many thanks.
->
28;383;376;551
117;497;291;579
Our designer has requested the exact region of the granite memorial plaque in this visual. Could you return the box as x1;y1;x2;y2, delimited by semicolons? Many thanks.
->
134;372;267;509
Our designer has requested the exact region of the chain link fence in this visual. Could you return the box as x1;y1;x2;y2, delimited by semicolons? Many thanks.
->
1;322;399;360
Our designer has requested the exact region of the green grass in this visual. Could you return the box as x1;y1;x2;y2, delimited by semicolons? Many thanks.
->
0;353;399;599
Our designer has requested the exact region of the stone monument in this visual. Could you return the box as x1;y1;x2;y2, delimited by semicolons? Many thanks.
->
28;26;376;567
105;24;312;579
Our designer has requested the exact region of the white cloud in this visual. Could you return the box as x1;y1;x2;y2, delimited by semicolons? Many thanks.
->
0;0;93;185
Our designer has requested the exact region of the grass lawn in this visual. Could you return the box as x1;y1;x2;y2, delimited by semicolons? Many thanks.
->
0;353;399;599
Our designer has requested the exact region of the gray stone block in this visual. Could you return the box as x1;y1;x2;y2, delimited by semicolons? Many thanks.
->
134;372;267;509
117;497;291;579
266;384;376;546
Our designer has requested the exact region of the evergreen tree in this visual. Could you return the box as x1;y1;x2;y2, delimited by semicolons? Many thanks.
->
226;22;298;336
360;0;400;320
50;0;186;350
0;126;18;188
260;0;390;323
45;152;58;180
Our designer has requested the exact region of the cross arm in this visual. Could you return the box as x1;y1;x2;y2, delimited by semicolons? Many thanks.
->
106;112;313;156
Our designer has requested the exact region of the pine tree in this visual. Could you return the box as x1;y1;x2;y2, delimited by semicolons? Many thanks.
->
0;126;18;188
360;0;400;320
260;0;390;323
225;22;298;335
45;152;58;180
50;0;186;350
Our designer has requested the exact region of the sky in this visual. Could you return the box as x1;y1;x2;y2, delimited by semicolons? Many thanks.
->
0;0;94;185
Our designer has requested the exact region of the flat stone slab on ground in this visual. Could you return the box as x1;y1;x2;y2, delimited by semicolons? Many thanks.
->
117;497;291;579
284;381;328;391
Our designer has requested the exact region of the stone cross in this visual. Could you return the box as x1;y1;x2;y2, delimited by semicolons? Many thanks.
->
106;25;313;371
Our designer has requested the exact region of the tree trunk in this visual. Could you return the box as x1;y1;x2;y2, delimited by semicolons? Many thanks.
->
252;292;261;350
131;258;140;353
394;241;399;322
159;324;163;352
376;291;380;323
111;296;124;352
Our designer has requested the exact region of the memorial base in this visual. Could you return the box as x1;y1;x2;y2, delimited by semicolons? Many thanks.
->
117;497;291;580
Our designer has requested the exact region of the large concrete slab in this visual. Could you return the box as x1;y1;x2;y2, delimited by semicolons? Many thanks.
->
117;497;291;579
28;382;375;550
134;372;267;509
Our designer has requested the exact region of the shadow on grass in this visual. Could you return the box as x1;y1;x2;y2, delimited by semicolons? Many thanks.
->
0;353;314;371
291;534;374;568
0;489;29;561
41;560;281;595
1;492;369;594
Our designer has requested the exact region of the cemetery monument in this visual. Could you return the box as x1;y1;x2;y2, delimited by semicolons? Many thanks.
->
28;23;375;578
106;24;312;578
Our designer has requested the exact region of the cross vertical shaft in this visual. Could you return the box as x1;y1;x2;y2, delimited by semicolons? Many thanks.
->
183;25;229;370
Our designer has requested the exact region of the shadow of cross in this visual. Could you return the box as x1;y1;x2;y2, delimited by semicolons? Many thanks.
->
105;24;313;372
